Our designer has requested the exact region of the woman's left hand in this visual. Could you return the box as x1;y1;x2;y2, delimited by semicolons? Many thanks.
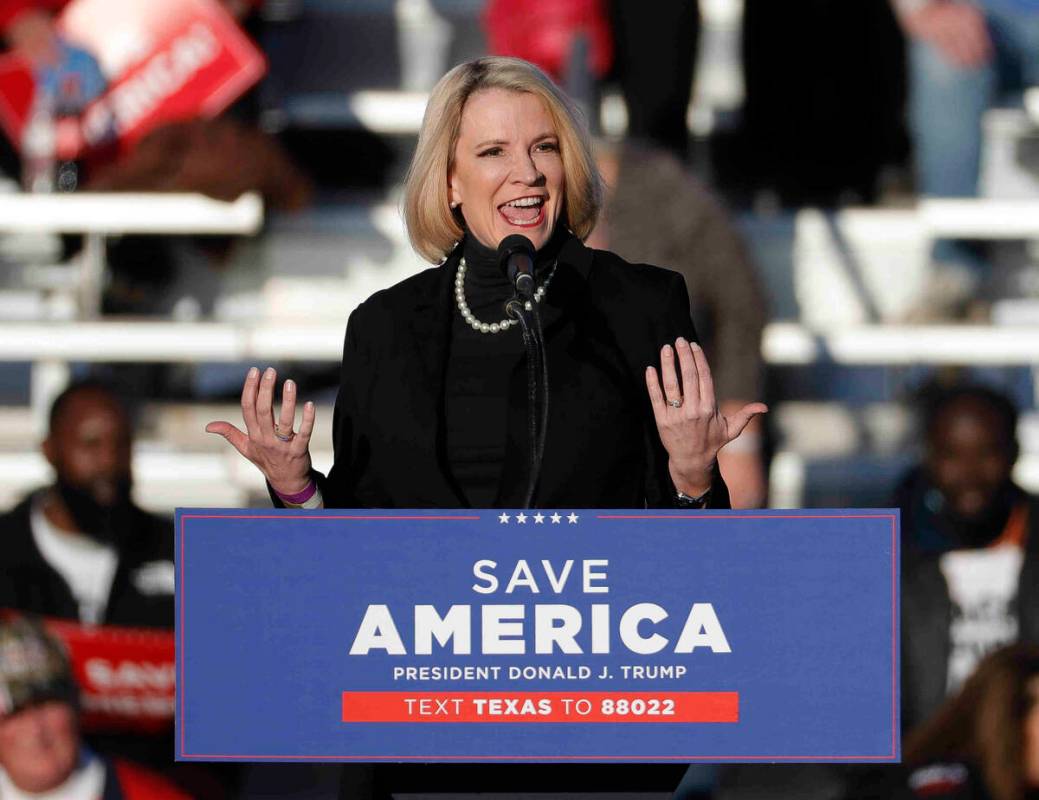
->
645;337;768;497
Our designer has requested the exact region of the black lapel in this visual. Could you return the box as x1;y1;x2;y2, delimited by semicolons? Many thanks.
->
407;248;467;506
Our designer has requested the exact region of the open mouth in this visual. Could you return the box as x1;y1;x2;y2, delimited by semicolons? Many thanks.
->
499;196;546;227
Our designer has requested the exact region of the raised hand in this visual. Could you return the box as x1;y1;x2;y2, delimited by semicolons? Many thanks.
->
206;366;316;496
645;337;768;497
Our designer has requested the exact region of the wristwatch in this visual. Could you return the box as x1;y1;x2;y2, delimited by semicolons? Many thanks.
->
675;486;712;509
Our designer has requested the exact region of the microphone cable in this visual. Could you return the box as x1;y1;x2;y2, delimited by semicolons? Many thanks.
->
506;296;549;509
529;297;550;501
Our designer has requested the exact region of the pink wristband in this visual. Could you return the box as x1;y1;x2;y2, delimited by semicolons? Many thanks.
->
274;479;317;505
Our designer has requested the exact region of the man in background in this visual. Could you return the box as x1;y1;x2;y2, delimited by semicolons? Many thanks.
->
0;379;173;628
893;0;1039;315
896;383;1039;729
894;0;1039;201
715;384;1039;800
0;381;241;798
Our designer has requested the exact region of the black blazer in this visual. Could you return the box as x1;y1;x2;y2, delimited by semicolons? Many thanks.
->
0;493;174;629
312;234;729;510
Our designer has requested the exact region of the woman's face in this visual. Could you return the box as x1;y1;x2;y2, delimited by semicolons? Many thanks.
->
1026;675;1039;787
449;88;565;252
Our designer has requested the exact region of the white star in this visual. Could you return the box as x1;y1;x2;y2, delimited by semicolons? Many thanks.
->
567;512;579;524
515;513;528;524
533;513;545;524
550;513;562;524
498;513;510;524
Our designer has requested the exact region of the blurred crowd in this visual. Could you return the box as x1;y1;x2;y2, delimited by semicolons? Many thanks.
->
1;0;1039;798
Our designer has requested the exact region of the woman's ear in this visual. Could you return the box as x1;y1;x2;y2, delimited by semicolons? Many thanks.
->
448;175;462;209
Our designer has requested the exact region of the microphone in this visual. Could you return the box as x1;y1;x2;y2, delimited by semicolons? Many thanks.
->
498;234;536;300
497;234;548;507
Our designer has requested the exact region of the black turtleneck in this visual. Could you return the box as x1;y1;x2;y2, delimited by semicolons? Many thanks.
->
444;229;566;507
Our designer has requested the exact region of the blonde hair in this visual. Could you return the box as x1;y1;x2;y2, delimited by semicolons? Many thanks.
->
402;56;603;264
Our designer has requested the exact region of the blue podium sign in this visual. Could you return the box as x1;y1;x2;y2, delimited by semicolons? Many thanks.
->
175;509;899;763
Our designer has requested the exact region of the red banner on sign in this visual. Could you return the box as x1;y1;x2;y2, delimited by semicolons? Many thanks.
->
42;617;175;734
341;691;740;724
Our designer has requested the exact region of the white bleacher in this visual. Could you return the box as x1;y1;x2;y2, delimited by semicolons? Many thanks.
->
7;316;1039;370
744;196;1039;508
763;323;1039;366
0;437;335;512
0;192;263;235
0;191;263;319
2;196;1039;511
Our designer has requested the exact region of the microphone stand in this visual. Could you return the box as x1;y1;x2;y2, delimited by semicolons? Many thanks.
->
506;293;549;510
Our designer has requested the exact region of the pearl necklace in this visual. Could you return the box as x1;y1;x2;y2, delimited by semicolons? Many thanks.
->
454;257;557;334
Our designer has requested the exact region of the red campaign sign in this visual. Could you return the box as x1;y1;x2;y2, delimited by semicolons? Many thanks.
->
0;0;265;157
0;63;34;146
42;617;175;734
341;691;740;724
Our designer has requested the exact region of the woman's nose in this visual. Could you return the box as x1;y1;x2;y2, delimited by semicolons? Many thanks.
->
513;153;544;185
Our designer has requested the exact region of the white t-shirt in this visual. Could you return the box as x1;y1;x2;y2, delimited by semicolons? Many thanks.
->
940;544;1023;693
0;749;104;799
30;502;117;626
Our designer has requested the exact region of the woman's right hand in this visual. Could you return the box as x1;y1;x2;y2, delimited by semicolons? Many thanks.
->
206;366;316;496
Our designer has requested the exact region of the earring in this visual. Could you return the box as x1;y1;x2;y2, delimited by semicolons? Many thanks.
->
450;201;459;209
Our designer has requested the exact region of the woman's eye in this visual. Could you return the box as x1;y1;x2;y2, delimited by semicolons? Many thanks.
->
535;141;558;152
478;147;503;157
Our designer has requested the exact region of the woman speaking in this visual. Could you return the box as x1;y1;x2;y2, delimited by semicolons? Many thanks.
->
206;55;767;795
207;56;765;514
